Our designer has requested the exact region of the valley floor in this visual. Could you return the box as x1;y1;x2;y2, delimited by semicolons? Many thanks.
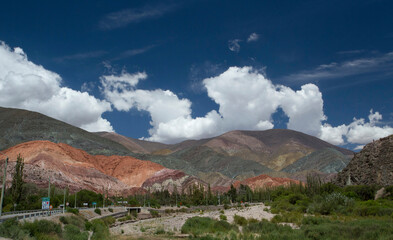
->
111;204;273;237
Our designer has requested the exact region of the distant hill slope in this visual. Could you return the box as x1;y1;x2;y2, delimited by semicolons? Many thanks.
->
0;107;131;155
95;132;169;153
199;130;353;171
170;145;273;179
334;134;393;186
99;129;353;176
282;148;351;173
1;140;206;194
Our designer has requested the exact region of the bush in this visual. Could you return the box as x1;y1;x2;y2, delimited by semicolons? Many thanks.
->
66;207;79;215
0;218;30;240
22;220;61;237
219;214;227;221
108;208;113;213
343;185;376;201
233;215;247;226
101;216;115;226
244;219;297;236
63;224;88;240
90;219;110;240
149;210;160;218
307;192;354;215
94;208;101;215
181;217;237;236
59;215;86;230
154;227;166;235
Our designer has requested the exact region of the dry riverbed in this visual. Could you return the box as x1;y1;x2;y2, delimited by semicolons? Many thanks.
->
111;204;274;237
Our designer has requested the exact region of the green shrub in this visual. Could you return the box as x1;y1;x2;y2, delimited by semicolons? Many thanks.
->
244;219;296;235
108;208;113;213
22;220;61;237
63;225;88;240
94;208;101;215
84;221;92;231
59;215;85;230
154;227;166;235
149;210;160;218
219;214;227;221
302;218;393;240
0;218;30;240
90;219;110;240
118;215;132;222
181;217;237;236
307;192;354;215
66;207;79;215
343;185;376;201
233;215;247;226
101;216;115;226
223;204;230;210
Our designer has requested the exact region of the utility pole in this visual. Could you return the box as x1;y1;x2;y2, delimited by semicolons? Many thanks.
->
0;157;9;217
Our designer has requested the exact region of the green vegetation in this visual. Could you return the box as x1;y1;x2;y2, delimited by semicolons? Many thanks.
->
181;216;238;236
179;176;393;240
10;154;25;206
94;208;102;215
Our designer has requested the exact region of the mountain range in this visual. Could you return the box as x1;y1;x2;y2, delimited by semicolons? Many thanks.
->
0;106;354;192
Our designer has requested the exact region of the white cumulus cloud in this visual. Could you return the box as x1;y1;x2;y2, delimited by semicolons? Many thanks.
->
101;67;393;146
0;41;113;132
101;66;332;143
320;109;393;145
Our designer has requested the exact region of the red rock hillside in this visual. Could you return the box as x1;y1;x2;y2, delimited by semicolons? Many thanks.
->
1;141;166;194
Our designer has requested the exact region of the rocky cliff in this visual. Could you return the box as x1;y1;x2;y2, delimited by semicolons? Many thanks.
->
334;134;393;186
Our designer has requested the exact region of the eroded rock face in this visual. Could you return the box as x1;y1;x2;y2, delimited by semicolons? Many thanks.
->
142;169;207;193
1;141;165;194
212;174;301;193
234;174;301;190
334;135;393;186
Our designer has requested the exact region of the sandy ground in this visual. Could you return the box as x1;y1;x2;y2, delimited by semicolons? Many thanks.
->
111;204;274;236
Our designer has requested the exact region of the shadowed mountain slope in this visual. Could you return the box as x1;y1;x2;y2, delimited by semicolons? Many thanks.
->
282;148;351;173
0;107;131;156
334;134;393;186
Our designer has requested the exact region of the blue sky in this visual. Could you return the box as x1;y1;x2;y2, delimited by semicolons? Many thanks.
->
0;0;392;149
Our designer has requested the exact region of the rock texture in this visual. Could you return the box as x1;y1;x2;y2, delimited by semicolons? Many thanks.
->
282;148;351;173
0;140;199;194
100;129;353;180
334;135;393;186
142;169;207;193
234;174;301;190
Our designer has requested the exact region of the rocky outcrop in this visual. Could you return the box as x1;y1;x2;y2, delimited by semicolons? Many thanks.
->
142;169;207;193
334;135;393;186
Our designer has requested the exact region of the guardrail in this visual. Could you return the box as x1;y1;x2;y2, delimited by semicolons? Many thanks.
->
0;206;127;223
